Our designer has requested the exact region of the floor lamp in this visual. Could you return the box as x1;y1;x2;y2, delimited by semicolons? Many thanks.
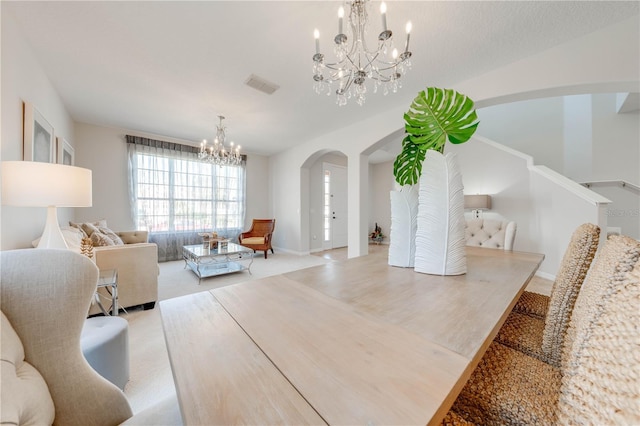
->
1;161;92;249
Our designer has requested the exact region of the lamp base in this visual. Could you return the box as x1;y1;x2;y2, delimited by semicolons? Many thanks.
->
37;206;69;249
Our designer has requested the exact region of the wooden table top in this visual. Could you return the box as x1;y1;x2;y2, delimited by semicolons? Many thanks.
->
161;246;544;425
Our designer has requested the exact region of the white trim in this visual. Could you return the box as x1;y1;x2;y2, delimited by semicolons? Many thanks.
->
535;270;556;281
531;165;612;206
472;135;535;167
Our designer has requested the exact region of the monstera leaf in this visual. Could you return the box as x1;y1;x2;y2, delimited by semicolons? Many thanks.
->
394;87;479;186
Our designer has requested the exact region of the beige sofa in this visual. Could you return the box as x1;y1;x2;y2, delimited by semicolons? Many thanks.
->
90;231;159;315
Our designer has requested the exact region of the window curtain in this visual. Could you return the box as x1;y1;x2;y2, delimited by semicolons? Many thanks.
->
126;135;246;261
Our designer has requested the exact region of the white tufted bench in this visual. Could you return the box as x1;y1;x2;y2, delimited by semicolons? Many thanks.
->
465;219;517;250
81;316;130;390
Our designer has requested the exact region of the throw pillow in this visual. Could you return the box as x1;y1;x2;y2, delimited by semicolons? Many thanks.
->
90;230;115;247
98;226;125;246
70;219;107;237
81;223;101;238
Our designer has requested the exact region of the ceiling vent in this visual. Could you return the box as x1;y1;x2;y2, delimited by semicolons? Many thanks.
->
245;74;280;95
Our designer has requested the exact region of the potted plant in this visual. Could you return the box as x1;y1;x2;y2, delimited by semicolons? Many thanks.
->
393;87;479;186
389;87;479;275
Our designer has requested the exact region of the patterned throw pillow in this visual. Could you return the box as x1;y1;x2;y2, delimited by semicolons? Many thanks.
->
81;223;101;238
90;230;115;247
69;219;107;237
98;226;125;246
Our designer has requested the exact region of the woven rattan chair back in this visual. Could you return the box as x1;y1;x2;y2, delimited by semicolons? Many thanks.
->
540;223;600;366
557;235;640;424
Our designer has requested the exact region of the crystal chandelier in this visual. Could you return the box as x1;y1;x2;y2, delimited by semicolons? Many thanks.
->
199;115;242;166
312;0;413;106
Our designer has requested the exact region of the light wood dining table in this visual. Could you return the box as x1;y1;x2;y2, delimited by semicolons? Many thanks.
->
160;246;544;425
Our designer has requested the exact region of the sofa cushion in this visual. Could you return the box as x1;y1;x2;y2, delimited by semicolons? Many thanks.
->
0;311;55;426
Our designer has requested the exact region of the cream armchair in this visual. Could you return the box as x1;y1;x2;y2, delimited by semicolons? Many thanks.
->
91;231;158;315
1;249;133;425
465;218;517;250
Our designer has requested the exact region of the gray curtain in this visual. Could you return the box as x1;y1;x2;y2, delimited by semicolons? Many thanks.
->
126;135;246;261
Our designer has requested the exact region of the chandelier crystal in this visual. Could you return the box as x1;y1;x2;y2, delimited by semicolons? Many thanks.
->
312;0;413;106
199;115;242;166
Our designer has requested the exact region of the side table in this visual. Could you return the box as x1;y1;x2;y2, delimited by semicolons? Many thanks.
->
96;269;119;316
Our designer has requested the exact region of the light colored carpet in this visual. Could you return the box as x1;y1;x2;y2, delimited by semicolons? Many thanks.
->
123;251;331;420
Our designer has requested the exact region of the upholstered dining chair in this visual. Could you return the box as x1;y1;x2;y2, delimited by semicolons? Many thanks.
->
465;218;517;250
1;249;133;426
495;223;600;367
238;218;276;259
449;234;640;425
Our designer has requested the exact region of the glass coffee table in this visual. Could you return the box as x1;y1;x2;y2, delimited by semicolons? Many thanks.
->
182;242;254;284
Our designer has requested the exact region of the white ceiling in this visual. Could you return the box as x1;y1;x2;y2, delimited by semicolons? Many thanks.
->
5;1;639;157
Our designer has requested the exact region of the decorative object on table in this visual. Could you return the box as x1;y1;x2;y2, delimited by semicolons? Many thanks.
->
80;237;94;259
414;150;466;275
0;161;92;249
390;87;479;275
56;137;75;165
199;115;242;166
388;184;418;267
23;101;55;163
311;0;413;106
369;223;384;244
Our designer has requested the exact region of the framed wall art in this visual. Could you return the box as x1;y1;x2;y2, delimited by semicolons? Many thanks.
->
57;137;75;165
23;101;55;163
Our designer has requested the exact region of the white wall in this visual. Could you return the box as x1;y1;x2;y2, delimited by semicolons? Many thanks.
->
479;93;639;185
74;122;271;233
474;92;639;238
1;11;76;249
476;97;565;173
369;161;394;244
449;137;610;277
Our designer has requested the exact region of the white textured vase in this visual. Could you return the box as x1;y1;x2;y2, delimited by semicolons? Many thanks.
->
414;150;467;275
388;185;419;267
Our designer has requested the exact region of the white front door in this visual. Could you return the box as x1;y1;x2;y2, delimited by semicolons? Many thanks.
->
323;163;348;249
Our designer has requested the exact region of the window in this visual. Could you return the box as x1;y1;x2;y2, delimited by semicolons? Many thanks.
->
324;169;331;241
127;136;245;236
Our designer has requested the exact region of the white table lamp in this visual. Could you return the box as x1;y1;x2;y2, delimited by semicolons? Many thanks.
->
2;161;92;248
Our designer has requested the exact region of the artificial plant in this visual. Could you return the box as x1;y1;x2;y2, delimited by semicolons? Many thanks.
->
393;87;480;186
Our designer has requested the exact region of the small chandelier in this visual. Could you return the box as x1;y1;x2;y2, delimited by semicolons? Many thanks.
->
312;0;413;106
199;115;242;166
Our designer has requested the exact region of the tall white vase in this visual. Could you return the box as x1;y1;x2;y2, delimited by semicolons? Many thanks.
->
414;150;466;275
388;185;419;267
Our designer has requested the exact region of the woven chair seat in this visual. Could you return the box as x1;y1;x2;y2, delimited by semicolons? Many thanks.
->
453;342;561;425
512;290;549;319
451;234;639;425
494;311;550;364
441;410;476;426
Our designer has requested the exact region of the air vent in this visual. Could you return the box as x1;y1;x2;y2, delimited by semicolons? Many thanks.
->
245;74;280;95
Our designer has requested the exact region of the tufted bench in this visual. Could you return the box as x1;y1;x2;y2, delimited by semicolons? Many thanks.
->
465;219;517;250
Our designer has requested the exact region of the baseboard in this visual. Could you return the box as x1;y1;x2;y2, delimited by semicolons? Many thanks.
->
271;246;311;256
535;270;556;281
